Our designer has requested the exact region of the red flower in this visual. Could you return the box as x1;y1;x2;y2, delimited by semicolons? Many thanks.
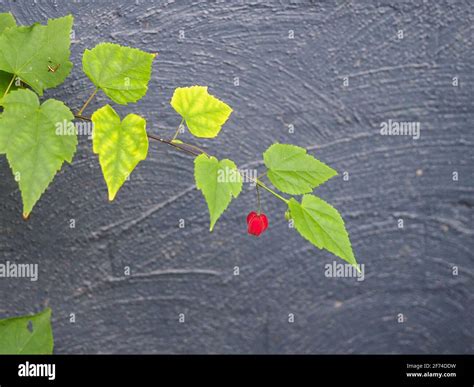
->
247;211;269;236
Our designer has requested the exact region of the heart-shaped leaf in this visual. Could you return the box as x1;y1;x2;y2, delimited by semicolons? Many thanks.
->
0;308;53;354
83;43;156;105
92;105;149;201
171;86;232;138
194;153;242;230
0;89;76;218
0;15;73;95
288;194;357;267
264;143;337;195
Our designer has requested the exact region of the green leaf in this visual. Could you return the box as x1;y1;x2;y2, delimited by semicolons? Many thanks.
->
0;308;53;354
0;89;76;218
0;13;17;99
0;15;73;95
171;86;232;138
83;43;156;105
194;153;242;230
288;194;357;266
0;12;16;34
92;104;148;201
263;143;337;195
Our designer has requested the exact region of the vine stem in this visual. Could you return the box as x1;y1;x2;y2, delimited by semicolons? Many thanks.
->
74;115;207;157
77;87;98;116
73;114;288;205
2;74;15;99
176;141;209;156
146;133;202;157
74;114;91;121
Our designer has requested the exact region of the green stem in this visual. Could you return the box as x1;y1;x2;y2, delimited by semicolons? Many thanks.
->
171;118;185;141
77;87;98;116
255;179;289;204
2;74;15;100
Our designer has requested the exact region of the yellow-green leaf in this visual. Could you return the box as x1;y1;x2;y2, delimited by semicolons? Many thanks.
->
194;153;242;230
171;86;232;138
0;308;53;354
0;13;17;99
0;15;73;95
83;43;156;105
92;105;148;201
0;12;16;34
288;194;357;267
264;143;337;195
0;89;76;218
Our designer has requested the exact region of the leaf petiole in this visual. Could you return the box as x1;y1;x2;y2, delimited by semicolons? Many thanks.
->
255;179;289;204
77;87;98;116
171;118;185;141
256;184;261;214
2;74;15;100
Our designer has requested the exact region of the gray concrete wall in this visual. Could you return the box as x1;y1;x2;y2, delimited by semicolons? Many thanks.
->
0;0;472;353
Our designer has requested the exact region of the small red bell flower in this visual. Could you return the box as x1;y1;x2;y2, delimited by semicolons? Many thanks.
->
247;211;268;236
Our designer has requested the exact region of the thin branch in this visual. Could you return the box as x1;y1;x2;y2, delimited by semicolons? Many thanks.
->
146;134;202;157
73;114;287;204
74;114;203;156
74;114;91;121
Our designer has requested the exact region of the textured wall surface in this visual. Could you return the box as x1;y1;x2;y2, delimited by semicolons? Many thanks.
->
0;0;472;354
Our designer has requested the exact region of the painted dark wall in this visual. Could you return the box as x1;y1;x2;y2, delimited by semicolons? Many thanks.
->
0;0;472;354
